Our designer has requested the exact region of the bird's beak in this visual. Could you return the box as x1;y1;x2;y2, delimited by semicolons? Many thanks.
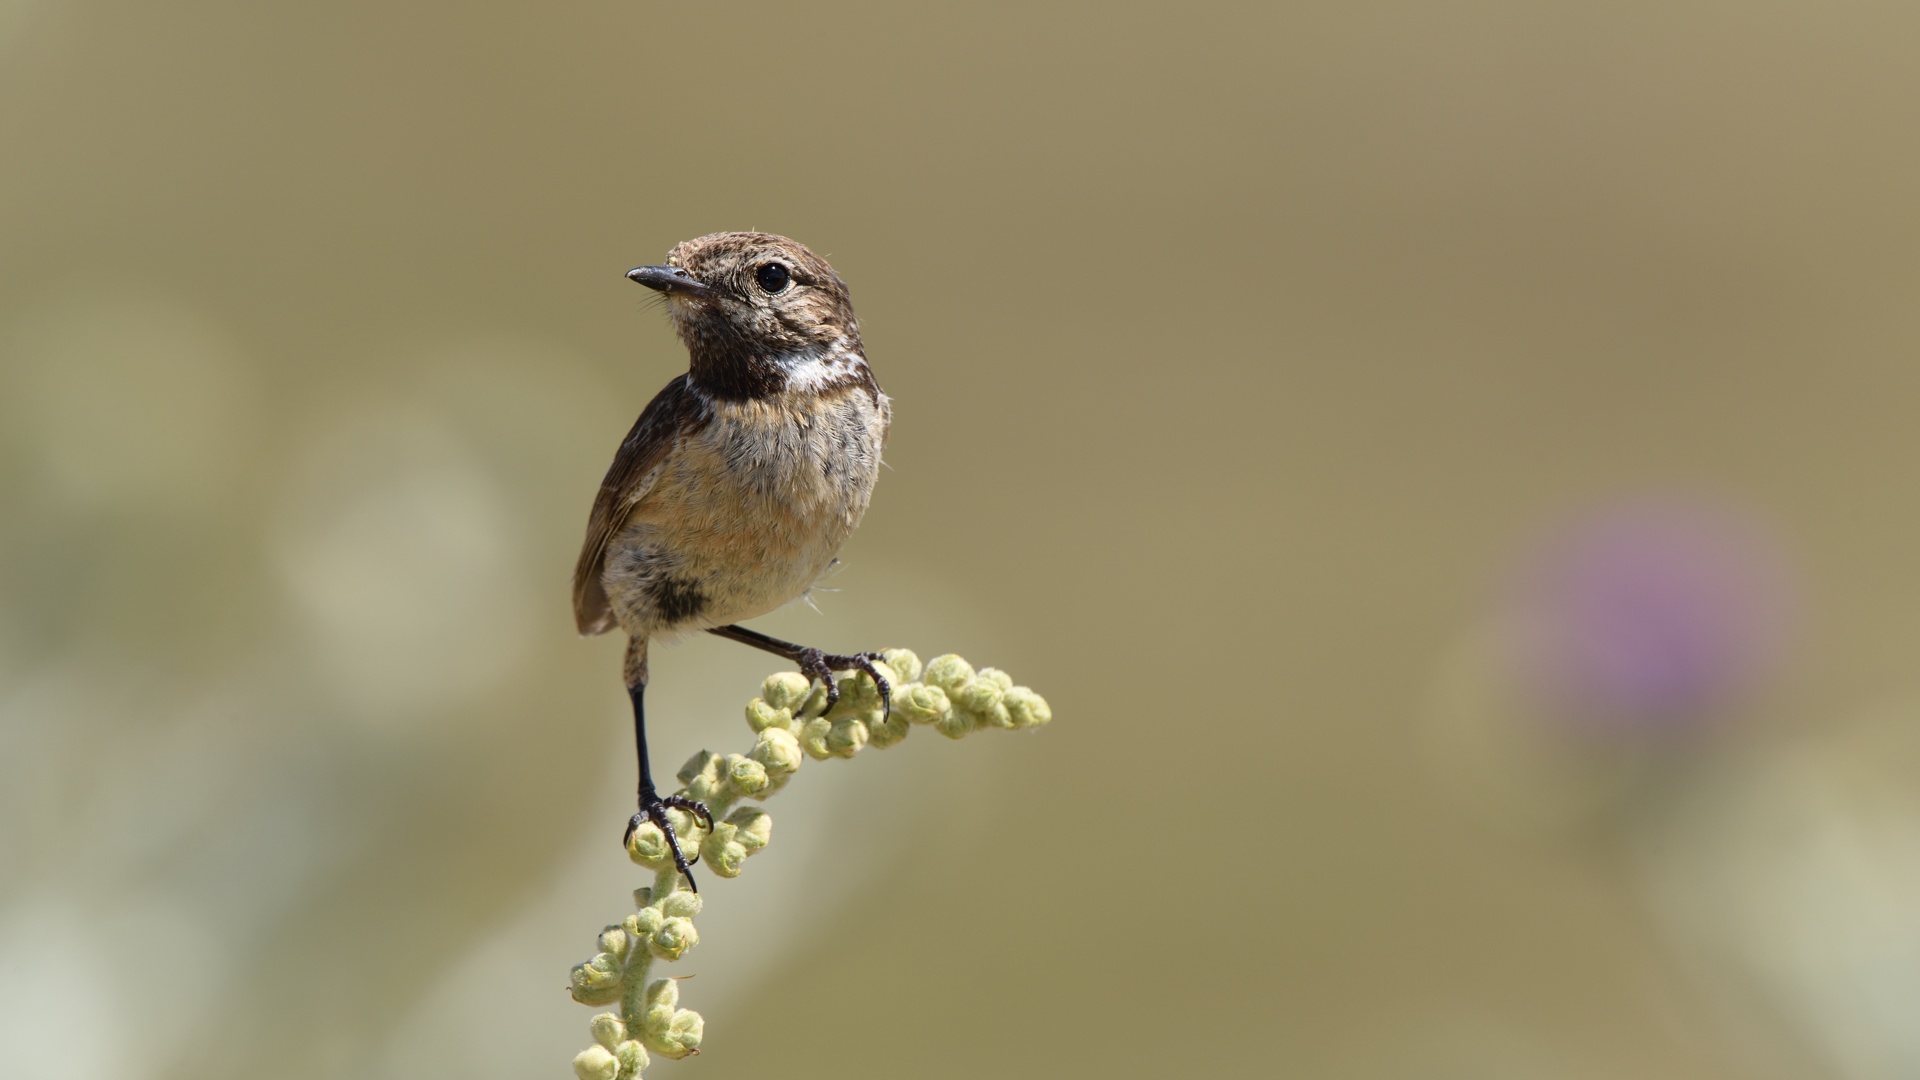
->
627;265;715;298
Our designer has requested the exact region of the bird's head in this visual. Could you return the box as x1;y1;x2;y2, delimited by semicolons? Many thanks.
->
628;232;860;398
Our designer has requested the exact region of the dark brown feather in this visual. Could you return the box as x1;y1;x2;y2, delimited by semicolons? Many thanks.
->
571;376;708;634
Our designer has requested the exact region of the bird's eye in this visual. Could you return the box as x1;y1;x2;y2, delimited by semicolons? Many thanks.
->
755;263;790;294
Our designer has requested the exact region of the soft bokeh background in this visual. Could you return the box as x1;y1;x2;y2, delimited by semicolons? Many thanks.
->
5;3;1920;1077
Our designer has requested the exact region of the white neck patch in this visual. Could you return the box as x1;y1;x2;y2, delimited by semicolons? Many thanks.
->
776;338;865;392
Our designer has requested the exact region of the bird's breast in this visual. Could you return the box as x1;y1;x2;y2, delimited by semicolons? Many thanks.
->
604;382;887;633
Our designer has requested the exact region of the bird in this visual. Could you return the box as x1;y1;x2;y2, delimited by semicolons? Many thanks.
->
573;232;892;890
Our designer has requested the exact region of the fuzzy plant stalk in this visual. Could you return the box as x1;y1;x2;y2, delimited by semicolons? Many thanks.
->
568;648;1051;1079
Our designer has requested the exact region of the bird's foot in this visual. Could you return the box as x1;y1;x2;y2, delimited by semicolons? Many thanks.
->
623;792;714;892
795;648;893;716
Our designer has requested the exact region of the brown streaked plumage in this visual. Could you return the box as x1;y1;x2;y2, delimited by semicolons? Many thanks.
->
575;232;892;887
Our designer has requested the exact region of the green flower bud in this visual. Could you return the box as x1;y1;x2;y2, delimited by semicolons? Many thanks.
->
639;979;686;1054
569;954;624;1006
745;697;793;733
1004;686;1051;728
642;1002;674;1039
702;806;773;878
975;667;1014;693
676;749;721;788
727;806;772;851
921;654;974;695
590;1013;627;1051
573;1044;619;1080
596;926;631;962
895;683;951;724
624;905;663;940
957;675;1012;728
724;753;769;796
677;750;726;804
762;671;813;712
703;824;749;878
867;709;910;748
643;976;679;1012
751;727;804;782
659;889;703;919
800;717;833;760
978;702;1015;729
644;1007;705;1060
615;1040;649;1076
882;647;922;683
650;916;697;961
827;716;869;758
934;707;976;739
626;821;670;867
629;812;708;869
661;1008;705;1057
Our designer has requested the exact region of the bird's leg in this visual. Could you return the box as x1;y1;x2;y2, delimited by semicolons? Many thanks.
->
621;641;711;891
706;623;892;716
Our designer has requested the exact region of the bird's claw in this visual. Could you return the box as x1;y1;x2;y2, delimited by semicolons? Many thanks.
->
796;648;892;717
623;791;713;892
659;793;713;829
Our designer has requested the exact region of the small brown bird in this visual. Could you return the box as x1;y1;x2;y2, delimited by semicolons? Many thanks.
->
574;232;892;888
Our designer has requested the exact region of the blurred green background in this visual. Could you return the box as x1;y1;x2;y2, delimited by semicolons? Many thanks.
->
6;2;1920;1078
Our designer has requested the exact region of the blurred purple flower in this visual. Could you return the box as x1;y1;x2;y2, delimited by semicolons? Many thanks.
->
1510;500;1795;733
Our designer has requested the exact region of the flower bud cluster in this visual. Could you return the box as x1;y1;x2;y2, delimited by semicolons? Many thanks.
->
569;886;705;1002
572;648;1049;1076
569;881;707;1078
907;652;1053;739
571;1012;649;1080
742;650;1052;766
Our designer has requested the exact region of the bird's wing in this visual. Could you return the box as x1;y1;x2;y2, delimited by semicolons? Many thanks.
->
571;375;703;635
